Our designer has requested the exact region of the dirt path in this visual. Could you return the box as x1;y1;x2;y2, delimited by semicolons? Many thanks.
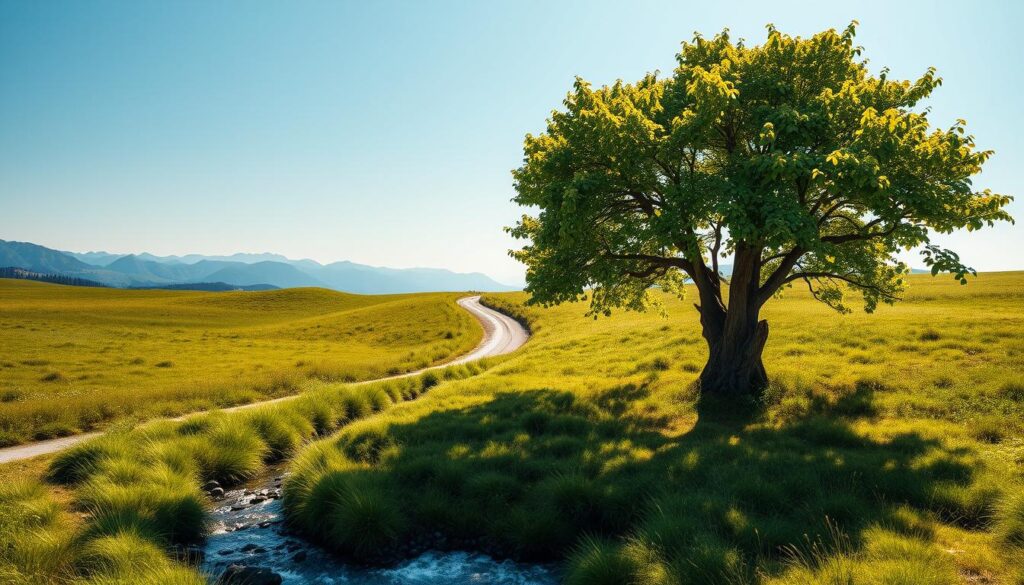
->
0;295;527;464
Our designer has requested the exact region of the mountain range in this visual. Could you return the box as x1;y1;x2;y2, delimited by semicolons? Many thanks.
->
0;239;519;294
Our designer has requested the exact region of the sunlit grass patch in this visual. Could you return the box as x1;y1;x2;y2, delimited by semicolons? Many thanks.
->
0;281;482;445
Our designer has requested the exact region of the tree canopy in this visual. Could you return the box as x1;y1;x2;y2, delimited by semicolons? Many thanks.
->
509;23;1012;319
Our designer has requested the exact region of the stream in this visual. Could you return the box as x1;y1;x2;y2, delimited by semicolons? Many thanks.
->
200;476;559;584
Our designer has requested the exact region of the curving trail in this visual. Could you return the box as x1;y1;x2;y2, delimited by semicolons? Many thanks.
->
0;295;527;464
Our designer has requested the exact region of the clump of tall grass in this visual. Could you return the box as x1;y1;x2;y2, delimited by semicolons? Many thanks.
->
189;421;268;485
48;434;133;485
309;471;406;560
766;524;957;585
0;480;77;584
995;489;1024;547
564;536;644;585
77;466;207;545
244;408;315;462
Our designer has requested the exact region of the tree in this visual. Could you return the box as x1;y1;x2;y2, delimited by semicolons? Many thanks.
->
508;24;1013;398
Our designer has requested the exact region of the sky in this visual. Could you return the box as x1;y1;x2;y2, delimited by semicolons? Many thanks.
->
1;1;1021;286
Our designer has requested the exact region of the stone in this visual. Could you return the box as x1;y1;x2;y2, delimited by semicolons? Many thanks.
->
291;550;307;563
217;565;282;585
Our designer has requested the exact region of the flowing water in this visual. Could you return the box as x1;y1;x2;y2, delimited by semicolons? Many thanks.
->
200;480;558;584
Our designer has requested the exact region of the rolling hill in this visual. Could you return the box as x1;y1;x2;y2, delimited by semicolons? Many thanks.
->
0;280;483;445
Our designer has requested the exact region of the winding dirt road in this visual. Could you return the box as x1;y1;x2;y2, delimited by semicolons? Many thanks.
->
0;295;528;464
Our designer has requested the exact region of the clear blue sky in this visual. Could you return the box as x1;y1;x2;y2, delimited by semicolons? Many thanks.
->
1;1;1020;285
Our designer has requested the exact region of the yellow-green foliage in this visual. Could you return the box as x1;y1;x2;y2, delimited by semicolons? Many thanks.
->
285;272;1024;583
0;280;481;445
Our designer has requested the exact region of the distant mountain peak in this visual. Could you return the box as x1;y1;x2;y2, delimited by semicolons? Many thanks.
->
2;240;517;293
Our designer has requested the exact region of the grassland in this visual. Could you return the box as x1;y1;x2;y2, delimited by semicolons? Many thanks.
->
0;362;490;584
0;279;481;446
283;272;1024;584
0;273;1021;584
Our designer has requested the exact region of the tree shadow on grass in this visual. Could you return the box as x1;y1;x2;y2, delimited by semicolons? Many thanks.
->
301;380;987;578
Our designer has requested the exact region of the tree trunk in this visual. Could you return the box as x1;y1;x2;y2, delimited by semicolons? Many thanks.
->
694;243;769;398
699;318;769;397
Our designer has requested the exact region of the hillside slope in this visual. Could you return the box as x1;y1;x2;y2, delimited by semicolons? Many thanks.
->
0;280;482;445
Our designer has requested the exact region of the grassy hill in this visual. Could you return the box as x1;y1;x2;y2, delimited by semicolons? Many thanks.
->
0;273;1020;585
280;271;1023;583
0;279;481;446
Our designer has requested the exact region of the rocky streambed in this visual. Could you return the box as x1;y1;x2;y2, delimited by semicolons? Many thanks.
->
199;475;558;584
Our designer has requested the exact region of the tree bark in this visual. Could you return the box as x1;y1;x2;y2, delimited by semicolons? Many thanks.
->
694;243;770;398
699;317;769;397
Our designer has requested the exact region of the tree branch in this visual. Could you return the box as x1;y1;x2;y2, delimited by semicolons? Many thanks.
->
782;271;902;300
756;246;805;305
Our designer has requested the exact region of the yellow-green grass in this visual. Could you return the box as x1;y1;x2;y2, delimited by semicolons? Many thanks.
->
0;363;488;584
283;272;1024;584
0;279;482;446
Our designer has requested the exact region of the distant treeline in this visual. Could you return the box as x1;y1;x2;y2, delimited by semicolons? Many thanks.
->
0;267;107;288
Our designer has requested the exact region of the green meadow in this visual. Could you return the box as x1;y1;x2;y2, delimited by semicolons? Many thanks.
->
285;272;1024;584
0;279;481;446
0;273;1022;584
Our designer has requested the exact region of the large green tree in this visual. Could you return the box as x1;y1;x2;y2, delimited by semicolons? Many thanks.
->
509;24;1013;398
